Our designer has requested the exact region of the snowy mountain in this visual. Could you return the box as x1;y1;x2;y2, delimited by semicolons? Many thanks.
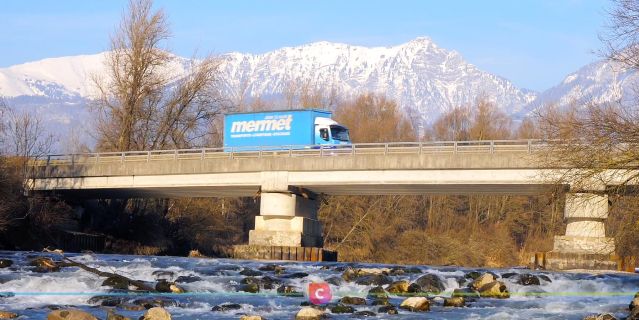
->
2;36;636;148
524;59;638;115
0;38;536;130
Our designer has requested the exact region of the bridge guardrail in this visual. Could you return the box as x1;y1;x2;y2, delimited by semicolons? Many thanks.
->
34;140;545;167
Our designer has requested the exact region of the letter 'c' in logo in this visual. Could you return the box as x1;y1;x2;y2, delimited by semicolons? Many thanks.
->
308;282;332;305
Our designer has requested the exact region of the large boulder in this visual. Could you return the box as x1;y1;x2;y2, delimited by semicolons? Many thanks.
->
155;280;185;293
30;257;60;273
413;274;445;294
469;273;495;291
399;297;430;312
277;285;303;297
443;296;465;307
330;304;354;314
478;281;510;299
295;307;326;320
378;305;398;314
517;274;540;286
105;311;129;320
0;311;17;319
583;314;617;320
355;274;393;286
386;280;410;294
47;310;97;320
0;259;13;268
367;286;388;300
140;307;171;320
211;303;242;312
101;276;130;290
339;296;366;305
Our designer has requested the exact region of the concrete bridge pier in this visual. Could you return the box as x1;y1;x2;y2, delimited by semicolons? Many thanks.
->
248;190;323;247
545;192;617;270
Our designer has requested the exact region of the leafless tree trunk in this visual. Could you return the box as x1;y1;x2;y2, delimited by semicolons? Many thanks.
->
91;0;228;152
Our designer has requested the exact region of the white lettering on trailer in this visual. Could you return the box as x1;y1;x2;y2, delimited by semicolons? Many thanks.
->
230;115;293;133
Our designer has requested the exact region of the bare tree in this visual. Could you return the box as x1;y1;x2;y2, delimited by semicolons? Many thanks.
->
601;0;639;69
334;93;414;143
92;0;227;152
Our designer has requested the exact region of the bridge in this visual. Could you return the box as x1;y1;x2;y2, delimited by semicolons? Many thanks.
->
28;140;629;268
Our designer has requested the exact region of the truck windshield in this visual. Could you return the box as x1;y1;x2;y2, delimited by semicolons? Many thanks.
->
330;125;350;141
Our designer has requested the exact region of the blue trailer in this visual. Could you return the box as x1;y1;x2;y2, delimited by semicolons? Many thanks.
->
223;109;351;150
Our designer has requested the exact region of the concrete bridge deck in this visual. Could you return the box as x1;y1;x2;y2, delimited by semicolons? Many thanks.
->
30;140;560;197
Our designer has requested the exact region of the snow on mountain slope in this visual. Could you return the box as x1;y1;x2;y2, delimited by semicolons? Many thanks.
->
0;53;107;99
0;37;537;128
219;37;537;123
522;59;638;116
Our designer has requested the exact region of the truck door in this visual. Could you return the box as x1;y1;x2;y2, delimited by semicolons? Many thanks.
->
315;125;331;145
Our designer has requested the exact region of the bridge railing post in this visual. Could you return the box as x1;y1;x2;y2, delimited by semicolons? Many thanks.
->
95;153;99;164
174;150;178;160
528;140;532;153
121;153;124;163
201;148;205;160
454;141;458;154
47;155;51;166
147;151;151;162
490;141;495;154
384;143;388;155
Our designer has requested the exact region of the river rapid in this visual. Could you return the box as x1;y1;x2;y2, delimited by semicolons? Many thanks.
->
0;251;637;319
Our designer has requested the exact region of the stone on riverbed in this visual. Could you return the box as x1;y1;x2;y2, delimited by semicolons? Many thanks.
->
47;309;97;320
386;280;410;294
155;280;185;293
240;316;265;320
443;296;465;307
239;268;263;276
0;259;13;268
339;296;366;305
452;288;480;298
355;274;392;286
478;281;510;299
211;303;242;312
517;274;540;286
399;297;430;312
470;273;495;291
378;305;398;314
30;257;60;273
583;314;617;320
140;307;171;320
106;310;130;320
295;307;326;320
330;304;354;313
0;311;17;319
413;274;445;294
367;286;388;300
101;276;129;290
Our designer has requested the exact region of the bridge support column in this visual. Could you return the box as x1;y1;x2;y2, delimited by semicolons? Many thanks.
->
553;193;615;254
248;191;323;247
544;192;617;270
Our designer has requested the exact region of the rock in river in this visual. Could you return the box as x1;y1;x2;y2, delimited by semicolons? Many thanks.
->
140;307;171;320
399;297;430;312
295;307;326;320
478;281;510;299
47;309;97;320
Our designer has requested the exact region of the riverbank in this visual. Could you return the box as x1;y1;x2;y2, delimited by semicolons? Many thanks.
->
0;251;637;319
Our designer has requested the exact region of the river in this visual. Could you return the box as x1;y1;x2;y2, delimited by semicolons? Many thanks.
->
0;251;637;319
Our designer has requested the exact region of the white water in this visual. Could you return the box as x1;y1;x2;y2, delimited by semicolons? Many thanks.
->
0;251;636;319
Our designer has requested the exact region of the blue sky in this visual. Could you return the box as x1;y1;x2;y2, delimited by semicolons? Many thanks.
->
0;0;610;91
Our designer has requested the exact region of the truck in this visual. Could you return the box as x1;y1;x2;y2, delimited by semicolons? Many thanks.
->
223;109;351;150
